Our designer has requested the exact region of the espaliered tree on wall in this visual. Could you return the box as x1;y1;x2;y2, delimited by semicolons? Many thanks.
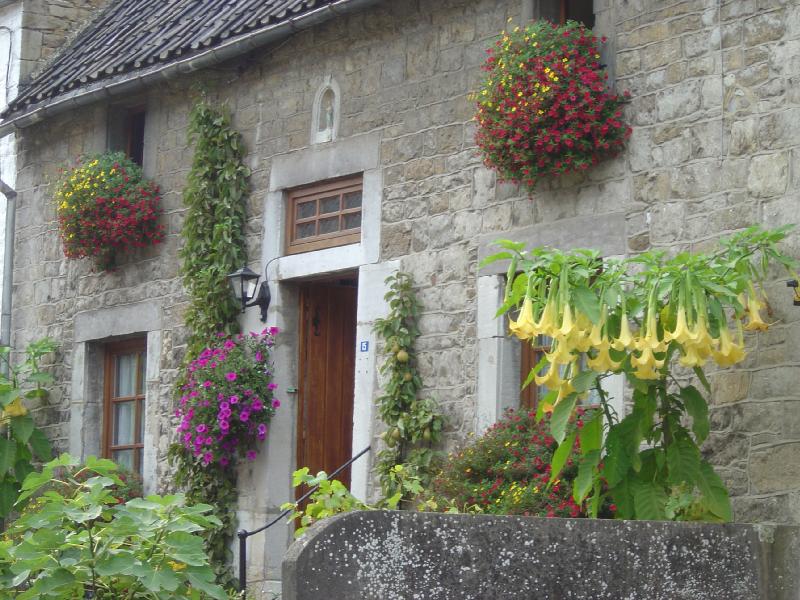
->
485;226;797;521
373;273;444;501
170;98;251;586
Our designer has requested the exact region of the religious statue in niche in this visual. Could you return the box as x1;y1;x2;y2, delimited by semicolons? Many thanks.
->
312;78;339;144
317;88;335;143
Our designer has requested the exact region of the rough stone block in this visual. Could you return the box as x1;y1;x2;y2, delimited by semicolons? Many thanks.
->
283;511;800;600
747;152;789;197
751;442;800;494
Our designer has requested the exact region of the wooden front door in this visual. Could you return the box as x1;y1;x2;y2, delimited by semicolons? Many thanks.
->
297;279;357;494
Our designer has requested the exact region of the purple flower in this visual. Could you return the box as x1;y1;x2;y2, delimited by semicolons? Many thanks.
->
202;380;212;388
224;340;236;350
240;410;250;422
268;383;278;391
202;452;213;466
220;401;230;411
220;420;230;432
272;399;281;408
219;456;230;466
229;395;239;404
246;450;257;461
257;423;267;436
196;424;207;433
255;352;263;361
225;372;237;382
251;399;264;411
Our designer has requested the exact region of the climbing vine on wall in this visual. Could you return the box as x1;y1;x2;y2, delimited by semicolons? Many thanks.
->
179;99;250;357
170;98;250;586
373;273;444;502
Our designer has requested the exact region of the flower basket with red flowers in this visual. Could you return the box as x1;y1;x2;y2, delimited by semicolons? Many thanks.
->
55;152;165;270
473;20;632;191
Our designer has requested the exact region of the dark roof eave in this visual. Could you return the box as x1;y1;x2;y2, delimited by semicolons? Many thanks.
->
0;0;381;136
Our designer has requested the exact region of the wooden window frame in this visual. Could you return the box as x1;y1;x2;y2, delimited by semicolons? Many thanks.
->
285;176;363;255
520;337;549;411
103;338;146;474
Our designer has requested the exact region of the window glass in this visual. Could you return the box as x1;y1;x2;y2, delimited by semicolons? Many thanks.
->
104;339;146;475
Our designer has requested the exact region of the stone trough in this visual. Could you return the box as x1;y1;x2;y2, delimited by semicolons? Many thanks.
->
282;511;800;599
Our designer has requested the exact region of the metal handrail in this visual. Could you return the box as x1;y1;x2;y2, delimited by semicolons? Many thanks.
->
236;445;371;593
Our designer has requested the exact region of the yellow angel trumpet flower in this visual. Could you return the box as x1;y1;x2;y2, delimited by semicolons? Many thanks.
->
534;361;563;388
632;360;661;380
632;345;664;371
743;295;770;332
587;345;621;373
545;340;575;365
533;293;558;337
553;378;575;406
679;342;707;368
612;312;634;351
664;306;696;345
690;313;714;349
711;324;746;367
3;398;27;418
509;297;537;340
558;303;576;338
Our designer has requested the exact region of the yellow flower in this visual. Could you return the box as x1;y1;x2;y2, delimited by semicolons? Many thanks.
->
743;296;770;331
711;323;745;367
3;398;26;418
509;297;537;340
612;312;633;350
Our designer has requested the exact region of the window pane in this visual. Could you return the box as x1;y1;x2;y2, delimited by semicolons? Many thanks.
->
319;196;340;215
343;212;361;230
116;353;137;397
319;217;339;235
296;222;316;239
296;200;316;220
343;191;362;210
113;401;135;446
113;449;134;471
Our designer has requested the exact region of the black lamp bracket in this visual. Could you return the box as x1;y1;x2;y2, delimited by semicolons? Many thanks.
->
244;281;271;322
787;279;800;306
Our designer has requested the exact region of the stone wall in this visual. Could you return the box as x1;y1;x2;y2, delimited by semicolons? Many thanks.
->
283;510;800;599
9;0;800;544
19;0;109;79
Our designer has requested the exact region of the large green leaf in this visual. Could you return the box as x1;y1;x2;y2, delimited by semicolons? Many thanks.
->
550;393;578;445
95;554;138;577
573;450;601;503
0;438;16;477
0;479;18;517
680;385;710;443
572;285;601;324
28;429;52;461
666;437;701;486
696;461;732;522
571;370;598;394
631;481;668;520
550;431;576;483
10;414;34;444
578;412;603;455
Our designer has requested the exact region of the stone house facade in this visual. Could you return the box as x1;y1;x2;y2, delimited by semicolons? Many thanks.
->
0;0;799;591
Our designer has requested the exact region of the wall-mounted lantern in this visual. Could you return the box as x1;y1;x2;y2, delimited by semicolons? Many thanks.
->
788;279;800;306
227;266;270;322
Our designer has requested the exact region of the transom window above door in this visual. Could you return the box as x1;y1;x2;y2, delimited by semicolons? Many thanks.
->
286;175;363;254
104;338;146;474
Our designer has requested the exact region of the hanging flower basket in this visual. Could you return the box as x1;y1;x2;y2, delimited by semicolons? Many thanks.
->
55;152;165;270
175;328;280;468
473;21;632;191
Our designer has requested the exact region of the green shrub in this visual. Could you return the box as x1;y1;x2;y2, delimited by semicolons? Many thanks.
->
0;454;226;599
425;407;610;518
